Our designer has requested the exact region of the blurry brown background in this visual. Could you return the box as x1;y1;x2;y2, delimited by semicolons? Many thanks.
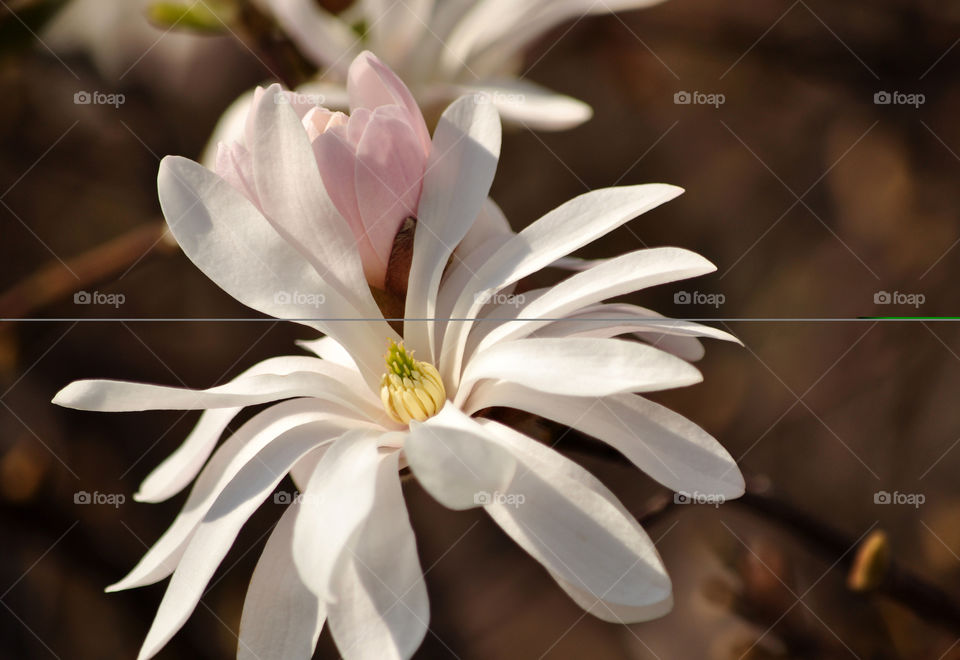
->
1;0;959;658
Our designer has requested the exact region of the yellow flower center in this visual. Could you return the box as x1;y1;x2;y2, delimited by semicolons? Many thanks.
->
380;340;446;424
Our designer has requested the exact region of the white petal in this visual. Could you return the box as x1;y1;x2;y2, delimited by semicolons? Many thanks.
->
478;419;672;621
439;184;683;386
53;365;381;419
405;405;515;510
459;79;592;131
456;337;702;406
473;247;716;354
327;451;429;660
292;432;385;602
250;84;385;321
108;401;370;592
297;335;359;369
404;94;501;361
467;382;745;499
157;155;396;386
136;422;350;660
200;88;255;167
133;355;360;503
238;500;325;660
268;0;358;72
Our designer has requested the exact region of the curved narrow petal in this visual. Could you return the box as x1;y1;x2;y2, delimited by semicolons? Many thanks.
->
250;85;385;320
473;247;717;354
133;356;356;503
107;401;372;592
238;500;325;660
136;422;351;660
439;184;684;386
327;451;429;660
456;337;702;406
53;366;381;420
477;419;673;621
459;79;592;131
297;335;359;369
405;95;501;360
292;431;384;603
466;382;745;499
157;155;396;385
406;405;515;510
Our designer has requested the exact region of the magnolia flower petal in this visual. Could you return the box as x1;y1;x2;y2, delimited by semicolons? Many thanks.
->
457;337;702;405
297;335;359;369
136;422;347;660
108;401;367;592
238;500;325;660
363;0;433;66
460;79;592;131
327;451;429;660
478;419;673;620
156;155;395;384
467;382;745;499
250;84;385;320
474;247;717;353
53;368;379;418
457;0;668;77
347;51;431;153
454;197;512;259
292;431;384;602
440;184;683;385
269;0;358;73
405;94;501;360
133;356;351;503
200;88;256;166
353;106;426;286
406;405;515;510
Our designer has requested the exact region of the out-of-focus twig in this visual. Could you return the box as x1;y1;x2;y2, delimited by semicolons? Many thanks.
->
0;221;172;318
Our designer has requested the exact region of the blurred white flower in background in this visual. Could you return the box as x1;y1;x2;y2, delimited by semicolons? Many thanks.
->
42;0;247;98
53;52;742;659
254;0;668;130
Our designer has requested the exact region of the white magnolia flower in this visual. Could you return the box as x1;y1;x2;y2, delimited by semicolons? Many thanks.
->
54;52;742;660
201;0;667;162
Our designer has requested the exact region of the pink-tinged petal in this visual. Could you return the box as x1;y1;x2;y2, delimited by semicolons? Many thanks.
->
346;51;431;154
249;85;379;316
345;106;372;147
302;107;348;141
353;107;426;287
238;500;325;660
312;129;370;257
